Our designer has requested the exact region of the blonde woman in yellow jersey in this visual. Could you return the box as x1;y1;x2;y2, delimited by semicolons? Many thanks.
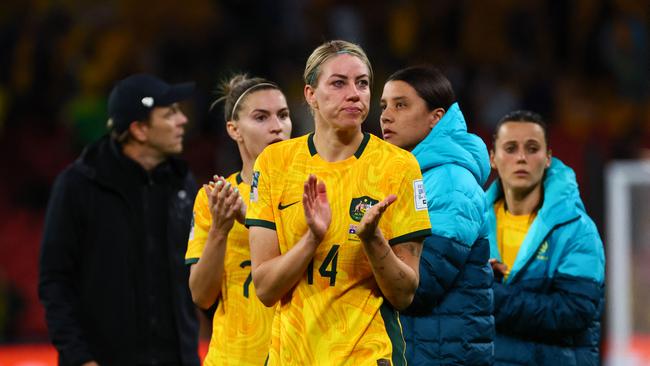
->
246;40;431;366
185;74;291;365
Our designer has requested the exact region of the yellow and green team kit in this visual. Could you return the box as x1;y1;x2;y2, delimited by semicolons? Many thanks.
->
185;172;274;366
246;133;431;366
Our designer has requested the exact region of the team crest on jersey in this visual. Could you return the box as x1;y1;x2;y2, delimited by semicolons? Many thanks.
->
250;171;260;202
349;196;379;222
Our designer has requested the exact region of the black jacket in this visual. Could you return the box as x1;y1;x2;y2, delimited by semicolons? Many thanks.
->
39;136;199;366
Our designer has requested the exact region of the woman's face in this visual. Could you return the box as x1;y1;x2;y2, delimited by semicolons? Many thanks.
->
380;80;439;151
229;89;292;159
491;121;551;194
304;54;371;130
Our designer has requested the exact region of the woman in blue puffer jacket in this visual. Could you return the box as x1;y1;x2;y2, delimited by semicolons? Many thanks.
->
380;65;494;365
487;110;605;366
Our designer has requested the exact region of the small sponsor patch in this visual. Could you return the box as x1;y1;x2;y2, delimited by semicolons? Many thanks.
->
250;171;260;203
278;201;299;210
413;179;427;211
376;359;391;366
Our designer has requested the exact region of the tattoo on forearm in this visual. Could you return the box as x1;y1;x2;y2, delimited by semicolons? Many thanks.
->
409;243;422;257
393;244;421;263
379;248;391;260
395;243;422;259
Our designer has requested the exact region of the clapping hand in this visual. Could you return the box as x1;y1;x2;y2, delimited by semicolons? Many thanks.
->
205;176;244;234
356;194;397;244
302;174;331;242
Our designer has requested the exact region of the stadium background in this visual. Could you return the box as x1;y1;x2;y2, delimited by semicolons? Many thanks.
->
0;0;648;363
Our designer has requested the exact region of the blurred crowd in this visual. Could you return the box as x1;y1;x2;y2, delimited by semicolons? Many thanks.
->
0;0;647;342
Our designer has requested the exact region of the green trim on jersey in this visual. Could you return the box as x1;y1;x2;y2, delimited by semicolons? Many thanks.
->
307;132;371;158
388;229;431;246
354;132;371;158
245;218;277;230
185;257;199;265
308;133;318;156
380;302;407;366
236;172;243;185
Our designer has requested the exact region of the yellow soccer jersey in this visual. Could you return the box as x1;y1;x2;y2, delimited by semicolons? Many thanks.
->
185;172;274;366
495;199;536;280
246;133;431;366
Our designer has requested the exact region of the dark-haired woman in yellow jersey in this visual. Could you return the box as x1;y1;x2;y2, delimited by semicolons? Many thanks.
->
185;74;291;365
246;40;431;366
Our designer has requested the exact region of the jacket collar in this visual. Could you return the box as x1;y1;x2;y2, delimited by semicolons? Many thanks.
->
75;135;188;194
487;157;583;282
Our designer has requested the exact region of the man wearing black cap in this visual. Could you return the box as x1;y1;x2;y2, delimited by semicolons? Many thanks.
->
39;74;200;366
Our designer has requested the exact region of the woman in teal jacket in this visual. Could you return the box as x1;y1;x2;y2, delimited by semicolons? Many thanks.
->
380;65;494;365
487;110;605;365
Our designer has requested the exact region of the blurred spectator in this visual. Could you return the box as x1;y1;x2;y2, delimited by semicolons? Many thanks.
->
599;5;648;100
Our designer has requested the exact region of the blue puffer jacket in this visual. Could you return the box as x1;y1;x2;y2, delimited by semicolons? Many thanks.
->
486;158;605;366
400;103;495;366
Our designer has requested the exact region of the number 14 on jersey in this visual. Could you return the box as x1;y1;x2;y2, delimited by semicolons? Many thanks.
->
307;244;340;286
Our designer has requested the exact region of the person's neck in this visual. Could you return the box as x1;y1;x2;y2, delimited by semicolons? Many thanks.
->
503;184;542;216
313;121;363;162
239;146;254;184
122;142;165;172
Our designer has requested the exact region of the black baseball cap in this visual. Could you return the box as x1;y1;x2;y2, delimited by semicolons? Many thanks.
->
107;73;195;133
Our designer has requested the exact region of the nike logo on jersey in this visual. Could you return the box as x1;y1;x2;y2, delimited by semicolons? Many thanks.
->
278;201;299;210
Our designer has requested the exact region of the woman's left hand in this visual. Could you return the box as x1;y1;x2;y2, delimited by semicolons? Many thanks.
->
357;194;397;244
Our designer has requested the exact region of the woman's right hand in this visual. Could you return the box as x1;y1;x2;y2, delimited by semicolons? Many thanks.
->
303;174;331;242
489;258;508;281
206;176;243;235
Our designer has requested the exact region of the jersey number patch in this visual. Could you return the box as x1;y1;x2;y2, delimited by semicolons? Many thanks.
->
240;260;253;298
307;245;340;286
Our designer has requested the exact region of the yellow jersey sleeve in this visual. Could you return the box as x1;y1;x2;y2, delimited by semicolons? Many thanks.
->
185;185;211;264
245;150;276;230
381;153;431;245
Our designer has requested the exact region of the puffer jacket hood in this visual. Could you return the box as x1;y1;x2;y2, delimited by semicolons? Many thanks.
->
412;102;490;187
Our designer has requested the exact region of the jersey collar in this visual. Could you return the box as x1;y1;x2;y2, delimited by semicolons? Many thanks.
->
307;132;370;159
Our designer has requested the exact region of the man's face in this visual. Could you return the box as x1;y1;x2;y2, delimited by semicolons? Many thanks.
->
144;103;188;156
